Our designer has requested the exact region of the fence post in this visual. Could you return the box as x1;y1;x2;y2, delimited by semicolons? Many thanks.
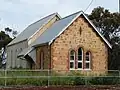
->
4;69;7;87
48;69;50;87
118;70;120;84
85;76;88;85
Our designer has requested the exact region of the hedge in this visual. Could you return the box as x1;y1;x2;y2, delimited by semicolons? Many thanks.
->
0;76;119;86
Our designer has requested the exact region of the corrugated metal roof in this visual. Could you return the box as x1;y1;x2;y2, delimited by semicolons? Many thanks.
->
18;46;36;63
18;46;36;62
18;46;32;57
32;11;112;49
32;11;80;47
28;48;36;63
8;13;57;46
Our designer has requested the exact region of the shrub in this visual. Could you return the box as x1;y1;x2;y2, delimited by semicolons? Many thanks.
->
0;78;5;86
50;77;75;86
0;70;120;86
89;76;119;85
74;77;85;85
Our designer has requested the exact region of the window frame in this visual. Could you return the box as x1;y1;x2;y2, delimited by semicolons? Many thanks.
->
77;48;83;70
69;50;76;70
84;51;91;70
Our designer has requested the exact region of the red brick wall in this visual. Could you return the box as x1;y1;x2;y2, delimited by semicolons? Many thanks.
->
36;45;50;69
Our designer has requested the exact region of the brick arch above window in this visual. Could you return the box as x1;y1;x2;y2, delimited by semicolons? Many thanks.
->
76;45;84;52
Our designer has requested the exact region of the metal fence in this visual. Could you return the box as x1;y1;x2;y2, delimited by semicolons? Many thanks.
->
0;69;120;87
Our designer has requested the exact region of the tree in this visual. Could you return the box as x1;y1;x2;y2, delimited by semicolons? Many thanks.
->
0;30;12;67
89;6;120;42
12;30;18;38
0;31;12;49
0;27;17;68
4;27;18;38
5;27;12;34
88;6;120;70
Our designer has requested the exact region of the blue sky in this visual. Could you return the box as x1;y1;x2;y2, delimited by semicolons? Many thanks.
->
0;0;119;33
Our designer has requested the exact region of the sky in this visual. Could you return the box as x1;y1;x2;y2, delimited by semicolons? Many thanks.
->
0;0;119;34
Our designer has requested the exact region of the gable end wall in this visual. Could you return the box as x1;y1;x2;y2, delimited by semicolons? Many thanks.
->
7;40;29;69
51;16;108;72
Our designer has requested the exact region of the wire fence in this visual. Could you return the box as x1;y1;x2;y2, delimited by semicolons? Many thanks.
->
0;69;120;87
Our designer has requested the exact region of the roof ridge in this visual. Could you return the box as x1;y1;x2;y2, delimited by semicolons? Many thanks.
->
28;13;60;41
50;11;82;24
7;13;58;46
28;13;56;27
60;11;82;20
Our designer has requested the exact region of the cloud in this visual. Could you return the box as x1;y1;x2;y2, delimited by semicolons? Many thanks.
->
20;0;59;5
3;0;21;4
0;0;118;33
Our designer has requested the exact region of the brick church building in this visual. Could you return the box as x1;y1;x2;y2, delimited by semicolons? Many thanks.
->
7;11;112;72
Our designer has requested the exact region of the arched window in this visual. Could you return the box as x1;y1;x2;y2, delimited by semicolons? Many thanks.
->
70;50;75;69
40;51;44;69
85;51;91;69
78;48;83;69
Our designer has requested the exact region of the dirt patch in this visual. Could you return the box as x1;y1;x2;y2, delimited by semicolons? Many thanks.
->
0;85;120;90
